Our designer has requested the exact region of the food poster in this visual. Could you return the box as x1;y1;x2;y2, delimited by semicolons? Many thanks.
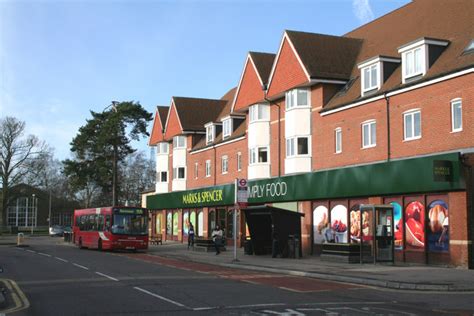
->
172;212;179;236
390;202;403;250
166;212;172;235
155;214;161;235
350;205;372;243
331;205;348;243
427;200;449;252
313;206;328;244
405;201;425;250
183;212;189;236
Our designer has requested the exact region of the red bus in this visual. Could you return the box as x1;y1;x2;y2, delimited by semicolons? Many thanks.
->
73;206;148;251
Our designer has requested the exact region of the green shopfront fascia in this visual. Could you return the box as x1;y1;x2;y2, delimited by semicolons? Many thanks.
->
146;153;470;266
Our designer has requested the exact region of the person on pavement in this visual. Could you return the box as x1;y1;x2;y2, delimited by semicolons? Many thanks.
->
188;223;195;250
212;225;223;255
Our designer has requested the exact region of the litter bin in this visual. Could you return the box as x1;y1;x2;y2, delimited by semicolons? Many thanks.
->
244;238;253;255
287;235;295;258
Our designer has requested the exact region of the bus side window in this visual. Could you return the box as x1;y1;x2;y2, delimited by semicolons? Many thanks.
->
80;215;86;231
98;215;104;231
105;215;111;231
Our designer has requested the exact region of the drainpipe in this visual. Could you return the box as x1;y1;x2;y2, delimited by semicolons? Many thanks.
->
384;93;391;162
264;96;281;178
213;145;217;186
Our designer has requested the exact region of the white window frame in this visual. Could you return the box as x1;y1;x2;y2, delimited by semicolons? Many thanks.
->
361;63;380;95
361;120;376;149
451;98;462;132
249;104;269;123
205;124;214;144
172;167;186;180
194;162;198;179
156;142;169;155
222;119;232;139
205;160;211;178
158;171;168;183
173;136;186;149
403;109;422;141
249;146;269;165
335;128;342;154
285;88;310;111
221;156;228;174
237;152;242;171
285;136;310;157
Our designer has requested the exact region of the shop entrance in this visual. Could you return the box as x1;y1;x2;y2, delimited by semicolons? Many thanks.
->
360;204;395;263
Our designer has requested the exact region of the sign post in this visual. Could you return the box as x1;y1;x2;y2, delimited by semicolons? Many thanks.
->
233;178;248;262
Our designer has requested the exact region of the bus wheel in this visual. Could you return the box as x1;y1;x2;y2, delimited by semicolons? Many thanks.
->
98;239;102;251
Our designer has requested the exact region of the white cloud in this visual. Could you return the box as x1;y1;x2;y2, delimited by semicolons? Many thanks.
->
353;0;375;24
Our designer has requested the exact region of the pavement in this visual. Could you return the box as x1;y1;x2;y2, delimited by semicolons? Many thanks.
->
146;241;474;292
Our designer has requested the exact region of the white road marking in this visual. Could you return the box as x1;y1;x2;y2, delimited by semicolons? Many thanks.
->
95;272;119;281
72;263;89;270
26;250;36;253
133;286;187;308
38;252;51;257
55;257;68;263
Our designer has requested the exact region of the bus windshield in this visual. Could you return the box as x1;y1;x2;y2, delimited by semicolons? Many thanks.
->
112;213;147;235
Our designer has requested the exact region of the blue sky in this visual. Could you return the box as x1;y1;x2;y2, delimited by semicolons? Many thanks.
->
0;0;410;160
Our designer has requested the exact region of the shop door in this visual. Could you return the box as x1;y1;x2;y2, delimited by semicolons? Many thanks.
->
375;206;394;263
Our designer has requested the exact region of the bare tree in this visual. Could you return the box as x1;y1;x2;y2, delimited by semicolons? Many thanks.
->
119;152;155;207
0;116;47;227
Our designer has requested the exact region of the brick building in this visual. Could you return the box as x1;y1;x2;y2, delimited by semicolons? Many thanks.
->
146;0;474;268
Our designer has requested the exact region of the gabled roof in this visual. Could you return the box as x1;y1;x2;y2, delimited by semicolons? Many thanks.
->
323;0;474;112
249;52;275;86
217;87;238;121
172;97;227;132
148;105;169;146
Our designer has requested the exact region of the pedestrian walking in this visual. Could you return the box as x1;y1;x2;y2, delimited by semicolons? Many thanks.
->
188;223;195;250
212;225;223;255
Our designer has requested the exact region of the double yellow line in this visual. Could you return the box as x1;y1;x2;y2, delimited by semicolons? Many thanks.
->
0;279;30;314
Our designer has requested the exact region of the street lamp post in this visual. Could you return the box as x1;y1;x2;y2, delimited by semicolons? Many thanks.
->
105;101;120;207
31;194;36;235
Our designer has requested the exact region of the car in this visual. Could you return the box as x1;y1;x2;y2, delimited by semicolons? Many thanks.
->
49;225;64;237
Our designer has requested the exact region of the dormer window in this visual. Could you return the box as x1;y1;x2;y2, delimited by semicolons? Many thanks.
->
205;124;215;144
222;118;232;139
173;136;186;149
398;38;449;84
357;56;400;96
285;88;310;110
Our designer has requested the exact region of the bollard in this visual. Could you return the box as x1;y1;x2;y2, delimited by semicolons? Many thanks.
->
17;232;25;247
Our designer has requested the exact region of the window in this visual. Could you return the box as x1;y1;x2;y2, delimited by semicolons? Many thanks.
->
286;137;309;157
249;104;269;122
223;119;232;139
362;120;376;148
173;167;185;180
221;156;228;174
335;128;342;153
157;171;168;182
194;162;198;179
362;64;379;93
285;89;309;110
451;99;462;132
173;136;186;149
237;152;242;171
404;110;421;140
205;160;211;177
249;147;268;164
156;142;169;154
403;47;423;79
206;125;214;144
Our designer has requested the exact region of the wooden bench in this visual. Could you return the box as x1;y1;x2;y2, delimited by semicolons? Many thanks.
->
193;237;226;252
149;234;163;245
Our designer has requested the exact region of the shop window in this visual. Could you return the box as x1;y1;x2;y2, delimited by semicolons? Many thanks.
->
209;210;216;232
183;211;189;236
404;110;421;140
330;205;348;243
190;211;197;236
172;212;179;236
313;206;328;244
404;201;425;251
155;213;162;235
166;212;172;236
362;120;376;148
451;98;462;132
390;202;403;250
427;200;449;253
197;211;204;237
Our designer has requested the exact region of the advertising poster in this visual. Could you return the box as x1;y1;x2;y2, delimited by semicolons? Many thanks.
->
183;212;189;236
313;206;328;244
166;212;172;235
390;202;403;250
331;205;348;243
427;200;449;252
190;211;196;232
172;212;178;236
350;205;361;243
156;214;161;235
405;201;425;250
198;212;204;237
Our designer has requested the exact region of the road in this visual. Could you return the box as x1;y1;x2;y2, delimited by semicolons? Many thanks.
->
0;237;473;315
